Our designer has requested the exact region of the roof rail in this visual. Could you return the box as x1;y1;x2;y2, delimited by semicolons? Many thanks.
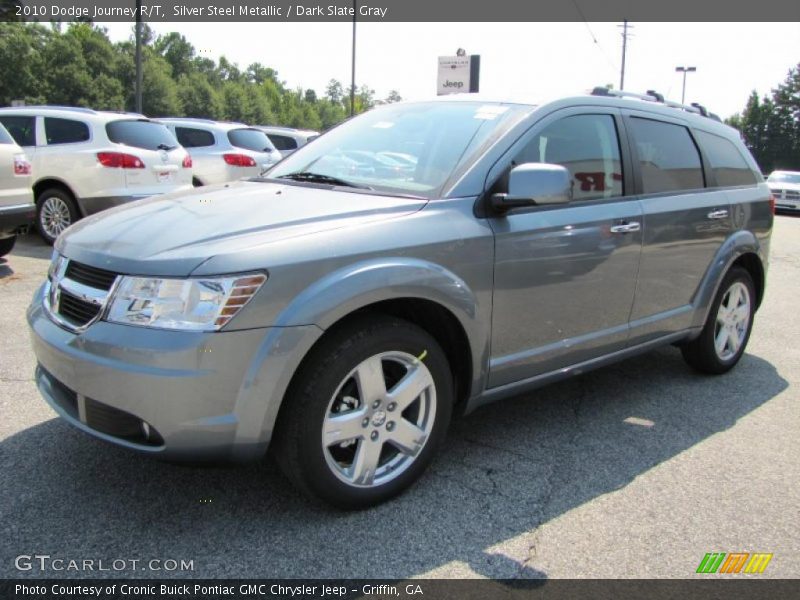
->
590;87;721;121
157;117;218;124
0;105;98;114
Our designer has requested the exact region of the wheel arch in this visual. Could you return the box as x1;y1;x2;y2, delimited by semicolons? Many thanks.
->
33;178;82;215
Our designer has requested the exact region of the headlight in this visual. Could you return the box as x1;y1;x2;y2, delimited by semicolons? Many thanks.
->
47;251;65;281
106;273;267;331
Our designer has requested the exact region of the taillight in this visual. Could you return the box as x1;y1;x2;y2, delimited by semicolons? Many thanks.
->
182;154;193;168
97;152;144;169
13;154;31;175
769;194;776;215
223;153;257;167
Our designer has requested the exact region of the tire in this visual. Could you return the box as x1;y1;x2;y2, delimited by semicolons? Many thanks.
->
36;188;79;245
273;316;453;509
681;267;756;374
0;236;15;258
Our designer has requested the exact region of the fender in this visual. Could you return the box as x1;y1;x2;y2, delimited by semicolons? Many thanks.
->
690;229;764;333
230;257;491;459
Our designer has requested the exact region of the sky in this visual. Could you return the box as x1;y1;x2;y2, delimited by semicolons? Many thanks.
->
100;22;800;119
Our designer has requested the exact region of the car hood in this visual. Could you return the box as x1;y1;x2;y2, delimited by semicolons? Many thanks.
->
57;180;427;276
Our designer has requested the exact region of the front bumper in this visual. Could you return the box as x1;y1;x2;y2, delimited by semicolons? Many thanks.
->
27;286;323;462
0;202;35;236
775;199;800;212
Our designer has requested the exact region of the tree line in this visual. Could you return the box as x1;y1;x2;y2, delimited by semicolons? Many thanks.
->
726;63;800;173
0;22;402;130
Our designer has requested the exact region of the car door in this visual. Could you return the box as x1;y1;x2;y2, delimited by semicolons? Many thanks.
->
622;111;733;344
487;108;643;388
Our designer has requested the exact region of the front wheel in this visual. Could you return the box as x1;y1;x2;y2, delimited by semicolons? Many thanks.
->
681;267;756;374
273;316;453;509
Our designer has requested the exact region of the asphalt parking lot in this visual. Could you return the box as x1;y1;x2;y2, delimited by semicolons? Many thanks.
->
1;216;798;580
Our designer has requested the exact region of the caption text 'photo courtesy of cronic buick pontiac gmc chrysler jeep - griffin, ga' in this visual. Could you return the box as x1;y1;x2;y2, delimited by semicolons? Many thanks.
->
28;89;772;508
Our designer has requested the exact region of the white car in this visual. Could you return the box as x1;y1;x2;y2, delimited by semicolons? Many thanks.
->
0;122;34;257
766;170;800;213
159;119;280;186
0;106;193;244
256;126;319;157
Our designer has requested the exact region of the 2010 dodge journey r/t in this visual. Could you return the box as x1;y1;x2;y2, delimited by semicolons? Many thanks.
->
28;90;772;508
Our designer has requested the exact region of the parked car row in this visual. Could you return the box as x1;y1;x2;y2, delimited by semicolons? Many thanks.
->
0;105;320;247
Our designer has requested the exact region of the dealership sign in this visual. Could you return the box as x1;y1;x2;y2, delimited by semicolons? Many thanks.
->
437;55;480;95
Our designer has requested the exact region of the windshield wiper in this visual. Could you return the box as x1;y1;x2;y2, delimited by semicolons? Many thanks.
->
277;171;371;189
157;143;177;151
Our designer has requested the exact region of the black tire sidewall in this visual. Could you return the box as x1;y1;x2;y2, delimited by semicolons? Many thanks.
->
287;318;453;509
0;236;15;258
36;189;78;245
690;267;756;373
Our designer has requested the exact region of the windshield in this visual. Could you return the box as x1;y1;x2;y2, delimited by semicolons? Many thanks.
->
106;120;179;151
768;172;800;184
228;128;276;153
267;101;526;197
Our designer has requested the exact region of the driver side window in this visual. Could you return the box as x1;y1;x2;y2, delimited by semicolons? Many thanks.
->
512;114;624;201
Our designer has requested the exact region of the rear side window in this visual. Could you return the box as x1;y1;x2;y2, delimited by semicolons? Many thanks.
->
515;114;624;201
44;117;90;145
0;116;36;146
629;118;704;194
175;126;215;148
694;130;757;187
106;120;179;150
0;124;14;145
267;134;297;151
228;128;274;152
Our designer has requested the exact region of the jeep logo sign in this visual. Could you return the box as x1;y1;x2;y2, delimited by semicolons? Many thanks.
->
437;55;480;96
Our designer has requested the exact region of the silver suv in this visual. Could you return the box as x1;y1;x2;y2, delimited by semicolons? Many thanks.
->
159;119;281;186
28;90;772;508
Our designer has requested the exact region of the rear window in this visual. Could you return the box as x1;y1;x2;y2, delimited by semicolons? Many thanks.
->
0;124;14;145
694;130;758;187
0;116;36;146
175;126;215;148
45;117;90;145
267;134;297;151
629;118;704;194
106;119;179;150
228;128;275;152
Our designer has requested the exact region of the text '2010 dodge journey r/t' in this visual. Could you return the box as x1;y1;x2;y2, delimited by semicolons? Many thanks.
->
28;90;772;508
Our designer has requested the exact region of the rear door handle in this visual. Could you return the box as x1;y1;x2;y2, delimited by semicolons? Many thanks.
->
707;209;729;220
610;221;641;234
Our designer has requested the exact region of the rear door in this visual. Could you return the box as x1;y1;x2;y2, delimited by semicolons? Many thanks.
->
488;107;643;387
623;111;733;344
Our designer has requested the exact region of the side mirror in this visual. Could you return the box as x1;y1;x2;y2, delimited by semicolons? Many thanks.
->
491;163;572;214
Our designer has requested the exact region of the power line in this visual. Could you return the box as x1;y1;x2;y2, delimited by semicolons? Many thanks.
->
570;1;620;78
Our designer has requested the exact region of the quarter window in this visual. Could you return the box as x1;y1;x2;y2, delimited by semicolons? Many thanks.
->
175;127;215;148
515;114;624;201
44;117;90;145
629;118;704;193
694;130;757;187
268;134;297;151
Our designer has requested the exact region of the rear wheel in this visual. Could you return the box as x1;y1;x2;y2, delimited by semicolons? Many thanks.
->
273;316;453;509
36;188;79;245
681;267;755;374
0;236;15;258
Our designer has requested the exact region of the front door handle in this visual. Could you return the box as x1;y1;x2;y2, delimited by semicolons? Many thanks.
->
610;221;641;234
707;209;729;220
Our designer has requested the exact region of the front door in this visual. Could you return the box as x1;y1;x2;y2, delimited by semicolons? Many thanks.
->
487;109;642;388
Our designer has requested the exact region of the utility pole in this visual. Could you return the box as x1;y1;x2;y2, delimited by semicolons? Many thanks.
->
134;0;143;114
618;20;632;90
675;66;697;104
350;0;357;117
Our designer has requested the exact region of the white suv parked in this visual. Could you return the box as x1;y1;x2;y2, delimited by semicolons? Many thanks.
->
256;126;319;157
0;106;193;244
158;119;280;186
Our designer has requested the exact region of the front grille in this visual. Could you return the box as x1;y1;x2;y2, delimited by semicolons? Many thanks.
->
84;398;164;446
65;261;118;290
58;290;101;326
